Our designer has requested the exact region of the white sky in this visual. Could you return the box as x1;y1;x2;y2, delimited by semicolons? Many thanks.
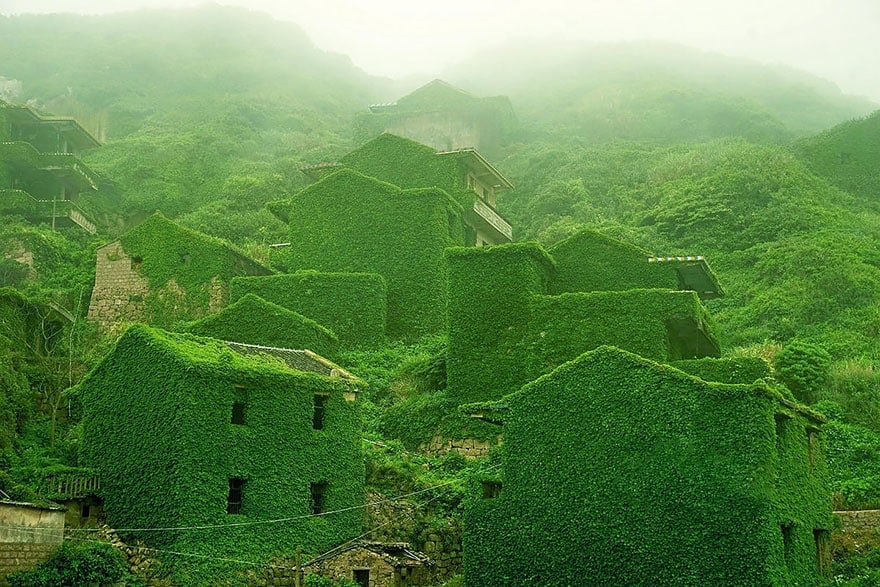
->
2;0;879;101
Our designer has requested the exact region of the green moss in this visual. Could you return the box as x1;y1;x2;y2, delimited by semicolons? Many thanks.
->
232;271;387;350
183;293;339;358
78;325;363;583
463;346;831;586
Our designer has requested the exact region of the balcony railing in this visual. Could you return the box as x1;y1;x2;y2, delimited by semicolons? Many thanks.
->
472;197;513;241
0;189;98;234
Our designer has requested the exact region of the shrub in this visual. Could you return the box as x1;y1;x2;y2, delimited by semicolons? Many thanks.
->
774;340;831;404
7;540;127;587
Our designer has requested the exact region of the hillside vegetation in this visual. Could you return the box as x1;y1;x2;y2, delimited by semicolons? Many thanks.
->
1;6;880;584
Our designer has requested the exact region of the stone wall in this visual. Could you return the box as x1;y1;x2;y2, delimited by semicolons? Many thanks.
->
87;241;150;332
0;502;64;586
836;509;880;532
0;544;59;586
420;435;499;460
415;520;461;583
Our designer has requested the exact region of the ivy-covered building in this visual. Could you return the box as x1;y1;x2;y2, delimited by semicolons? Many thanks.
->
0;101;100;233
87;213;272;331
359;79;517;156
445;230;724;404
78;325;364;576
462;346;832;586
269;133;514;341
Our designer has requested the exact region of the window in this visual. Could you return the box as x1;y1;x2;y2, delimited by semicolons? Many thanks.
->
807;428;819;472
774;413;788;449
814;529;830;576
130;256;143;270
310;481;328;515
81;503;91;519
181;252;191;264
313;394;327;430
231;386;247;425
353;569;370;587
781;522;794;568
227;478;244;514
482;481;502;499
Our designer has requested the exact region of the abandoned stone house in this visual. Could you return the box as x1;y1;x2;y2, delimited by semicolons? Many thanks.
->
87;213;272;332
76;324;364;566
306;541;433;587
462;346;832;586
363;79;517;156
0;101;100;234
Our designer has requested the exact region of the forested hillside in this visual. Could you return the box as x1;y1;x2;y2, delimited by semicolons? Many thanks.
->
2;5;880;584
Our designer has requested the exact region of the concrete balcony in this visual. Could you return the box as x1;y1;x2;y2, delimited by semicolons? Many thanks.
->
466;197;513;244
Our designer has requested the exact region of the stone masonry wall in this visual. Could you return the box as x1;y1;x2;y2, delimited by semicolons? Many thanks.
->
0;543;59;586
87;241;149;332
420;435;500;460
836;510;880;532
0;503;64;586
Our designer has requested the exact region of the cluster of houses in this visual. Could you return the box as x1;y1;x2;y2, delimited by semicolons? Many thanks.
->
0;83;832;586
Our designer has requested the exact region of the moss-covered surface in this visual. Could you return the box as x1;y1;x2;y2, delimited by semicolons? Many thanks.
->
446;243;719;404
547;229;679;293
462;346;832;586
231;270;387;350
671;356;771;385
78;325;363;584
118;213;272;325
183;293;339;358
267;168;463;341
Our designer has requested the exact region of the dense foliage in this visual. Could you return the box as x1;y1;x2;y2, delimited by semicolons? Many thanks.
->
269;168;464;340
77;325;363;583
7;540;128;587
446;243;718;404
463;347;831;586
184;293;339;358
231;271;387;349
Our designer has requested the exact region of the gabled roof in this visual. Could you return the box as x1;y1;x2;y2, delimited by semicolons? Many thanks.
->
395;79;479;110
306;541;432;569
186;293;339;356
118;212;273;276
463;345;823;425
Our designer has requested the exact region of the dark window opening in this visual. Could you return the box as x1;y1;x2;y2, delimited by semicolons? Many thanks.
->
814;529;830;576
807;428;819;472
227;478;244;514
781;522;794;568
313;394;327;430
482;481;503;499
353;569;370;587
232;386;247;425
310;481;327;515
774;413;788;449
81;503;91;519
131;256;143;270
181;252;191;264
